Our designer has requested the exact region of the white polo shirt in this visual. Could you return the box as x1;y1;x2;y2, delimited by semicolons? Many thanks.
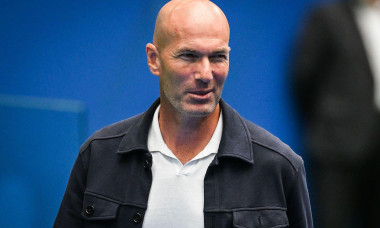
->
142;105;223;228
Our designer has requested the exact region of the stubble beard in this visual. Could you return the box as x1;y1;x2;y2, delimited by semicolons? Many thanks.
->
168;92;221;118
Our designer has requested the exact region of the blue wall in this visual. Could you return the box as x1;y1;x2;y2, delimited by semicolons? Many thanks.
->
1;0;329;227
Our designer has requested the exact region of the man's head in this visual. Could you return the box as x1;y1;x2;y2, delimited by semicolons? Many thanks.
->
146;0;230;117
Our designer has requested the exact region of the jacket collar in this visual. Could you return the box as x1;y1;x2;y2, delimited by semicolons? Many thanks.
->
117;98;254;164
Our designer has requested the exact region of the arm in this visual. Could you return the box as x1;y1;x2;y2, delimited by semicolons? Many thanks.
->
53;151;88;227
286;162;313;228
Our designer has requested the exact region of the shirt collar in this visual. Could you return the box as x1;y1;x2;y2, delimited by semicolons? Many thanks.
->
117;98;254;164
147;105;223;161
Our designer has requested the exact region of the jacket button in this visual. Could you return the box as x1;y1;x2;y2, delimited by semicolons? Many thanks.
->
143;160;150;169
132;213;143;224
85;205;95;216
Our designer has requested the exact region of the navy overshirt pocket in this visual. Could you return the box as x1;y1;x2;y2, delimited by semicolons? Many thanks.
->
232;208;289;228
81;192;120;221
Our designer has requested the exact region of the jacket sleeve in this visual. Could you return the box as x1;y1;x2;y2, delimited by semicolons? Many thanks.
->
53;150;88;227
286;161;313;228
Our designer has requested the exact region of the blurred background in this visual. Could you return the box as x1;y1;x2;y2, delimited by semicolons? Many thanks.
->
1;0;335;227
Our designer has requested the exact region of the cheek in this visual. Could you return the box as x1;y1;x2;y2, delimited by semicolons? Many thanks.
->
215;76;227;89
168;66;195;84
161;63;185;85
214;65;229;85
163;70;192;92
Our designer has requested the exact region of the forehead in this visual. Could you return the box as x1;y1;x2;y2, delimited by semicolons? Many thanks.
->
161;1;230;49
169;37;230;56
172;21;228;42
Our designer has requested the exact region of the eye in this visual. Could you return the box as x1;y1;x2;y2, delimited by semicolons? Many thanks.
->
178;52;198;62
209;54;228;63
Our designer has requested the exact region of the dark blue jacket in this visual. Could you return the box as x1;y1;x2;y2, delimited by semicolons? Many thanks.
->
54;99;313;228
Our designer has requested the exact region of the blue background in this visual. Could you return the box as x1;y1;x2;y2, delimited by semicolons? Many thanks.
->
0;0;331;227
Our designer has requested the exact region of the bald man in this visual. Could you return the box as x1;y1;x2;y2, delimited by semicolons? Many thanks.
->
54;1;313;227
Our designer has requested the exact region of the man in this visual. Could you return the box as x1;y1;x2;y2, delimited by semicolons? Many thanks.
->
292;0;380;227
54;0;313;227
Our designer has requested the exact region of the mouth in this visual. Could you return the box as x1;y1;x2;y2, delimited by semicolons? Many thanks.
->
188;89;213;99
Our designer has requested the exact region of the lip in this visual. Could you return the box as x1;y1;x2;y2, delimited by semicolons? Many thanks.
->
190;90;212;95
188;89;213;99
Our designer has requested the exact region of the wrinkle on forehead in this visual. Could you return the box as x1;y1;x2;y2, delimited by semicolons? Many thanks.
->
153;0;230;49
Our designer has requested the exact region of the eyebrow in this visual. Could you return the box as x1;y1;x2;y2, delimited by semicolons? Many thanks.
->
211;49;230;55
175;48;229;55
175;48;198;54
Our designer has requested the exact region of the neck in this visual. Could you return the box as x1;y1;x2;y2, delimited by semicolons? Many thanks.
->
158;103;221;164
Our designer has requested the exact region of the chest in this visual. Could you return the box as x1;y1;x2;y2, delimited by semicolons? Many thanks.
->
82;154;290;228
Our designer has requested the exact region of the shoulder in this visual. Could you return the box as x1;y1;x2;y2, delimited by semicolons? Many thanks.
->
219;100;304;172
242;118;304;172
79;113;144;153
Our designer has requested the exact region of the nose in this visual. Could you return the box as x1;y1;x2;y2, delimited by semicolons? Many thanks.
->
194;57;213;82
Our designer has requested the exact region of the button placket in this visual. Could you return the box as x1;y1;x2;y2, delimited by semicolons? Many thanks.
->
177;159;198;176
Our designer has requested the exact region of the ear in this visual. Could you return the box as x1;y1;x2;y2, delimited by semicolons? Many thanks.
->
146;43;160;76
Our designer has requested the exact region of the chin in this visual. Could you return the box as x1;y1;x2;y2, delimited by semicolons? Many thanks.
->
180;103;217;117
